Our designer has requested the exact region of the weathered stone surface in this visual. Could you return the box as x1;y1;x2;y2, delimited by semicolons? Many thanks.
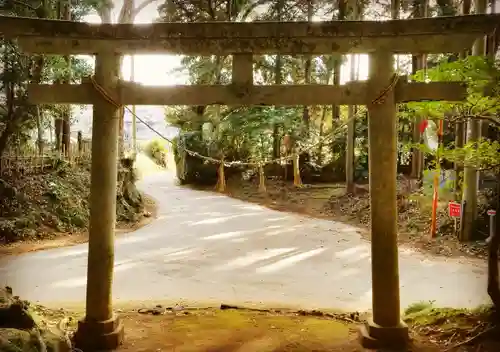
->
0;287;35;330
2;14;498;40
0;287;71;352
0;328;71;352
1;14;498;54
26;81;467;106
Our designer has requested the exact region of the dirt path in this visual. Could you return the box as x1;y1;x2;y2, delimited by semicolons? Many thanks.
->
0;170;489;312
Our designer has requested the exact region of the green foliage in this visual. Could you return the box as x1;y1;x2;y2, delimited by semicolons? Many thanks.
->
408;56;500;119
159;0;355;172
0;1;95;156
145;139;168;167
402;56;500;172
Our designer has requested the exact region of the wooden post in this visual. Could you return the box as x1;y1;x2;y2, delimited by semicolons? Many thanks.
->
74;52;124;350
359;51;408;350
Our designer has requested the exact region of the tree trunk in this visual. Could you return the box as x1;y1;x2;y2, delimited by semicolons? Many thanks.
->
331;0;346;157
487;125;500;310
300;0;313;167
454;0;471;200
316;67;332;164
346;0;363;193
272;0;284;159
117;0;135;157
461;0;487;242
62;0;72;157
410;0;428;180
97;0;157;157
31;55;46;155
0;62;15;158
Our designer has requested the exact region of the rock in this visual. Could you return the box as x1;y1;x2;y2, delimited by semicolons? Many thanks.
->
0;328;71;352
0;287;35;330
0;288;71;352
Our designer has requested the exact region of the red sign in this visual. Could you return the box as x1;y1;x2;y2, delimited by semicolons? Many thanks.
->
487;210;497;216
448;202;461;217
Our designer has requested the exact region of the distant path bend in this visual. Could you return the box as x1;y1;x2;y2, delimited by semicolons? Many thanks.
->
0;171;489;311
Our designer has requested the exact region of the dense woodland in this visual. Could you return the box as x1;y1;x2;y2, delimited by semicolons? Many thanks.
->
163;0;500;244
0;2;499;246
0;0;151;243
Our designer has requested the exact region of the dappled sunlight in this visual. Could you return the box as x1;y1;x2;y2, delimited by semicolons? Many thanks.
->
114;261;141;273
266;225;281;229
264;216;292;222
51;276;87;288
343;251;370;265
163;248;197;259
334;267;361;279
40;247;88;259
399;247;420;256
186;212;262;226
119;231;166;244
256;247;327;274
416;258;437;267
265;227;296;236
334;245;369;259
232;204;266;211
202;230;250;240
192;195;225;201
215;248;297;271
117;246;194;263
199;211;227;217
230;237;247;243
51;260;142;289
3;170;489;311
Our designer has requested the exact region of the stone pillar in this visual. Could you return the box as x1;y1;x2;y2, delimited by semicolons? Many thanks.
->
74;52;124;350
359;51;408;350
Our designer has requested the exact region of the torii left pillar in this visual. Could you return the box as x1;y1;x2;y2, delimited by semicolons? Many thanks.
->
74;51;125;350
359;51;409;349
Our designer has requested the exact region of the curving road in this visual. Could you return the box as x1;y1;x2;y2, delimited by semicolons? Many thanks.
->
0;171;489;311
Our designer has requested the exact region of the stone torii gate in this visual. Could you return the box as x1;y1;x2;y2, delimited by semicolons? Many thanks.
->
1;14;499;350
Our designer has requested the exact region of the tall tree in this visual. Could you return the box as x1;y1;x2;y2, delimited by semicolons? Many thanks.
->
454;0;471;200
461;0;487;241
345;0;363;193
92;0;159;155
272;0;285;159
331;0;346;158
410;0;428;180
61;0;72;156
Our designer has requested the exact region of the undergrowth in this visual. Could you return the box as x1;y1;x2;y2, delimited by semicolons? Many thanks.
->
0;158;145;244
144;139;168;167
404;301;499;351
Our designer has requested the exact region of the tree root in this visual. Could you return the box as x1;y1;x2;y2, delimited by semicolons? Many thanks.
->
444;325;497;351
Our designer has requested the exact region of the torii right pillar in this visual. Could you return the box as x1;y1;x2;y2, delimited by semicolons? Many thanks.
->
359;51;409;349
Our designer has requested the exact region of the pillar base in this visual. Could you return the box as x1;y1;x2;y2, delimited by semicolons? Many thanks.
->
73;313;124;351
358;318;409;350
